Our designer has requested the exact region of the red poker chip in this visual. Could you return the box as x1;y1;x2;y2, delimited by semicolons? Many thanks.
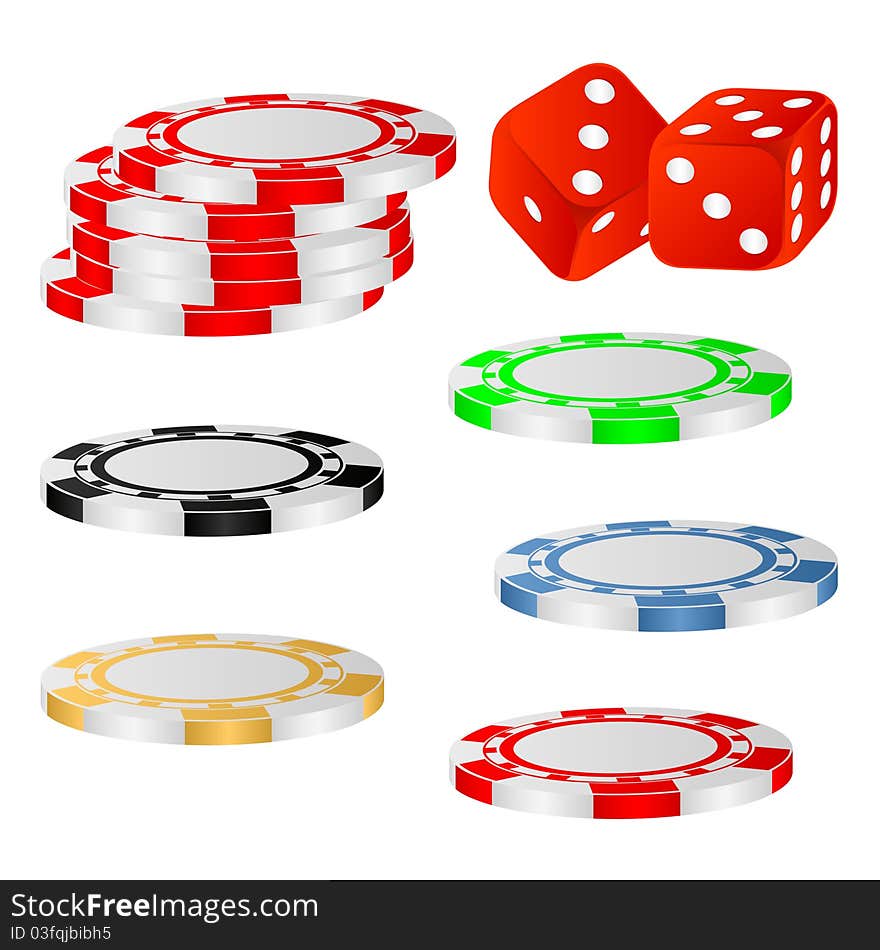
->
41;249;384;337
112;94;456;204
450;707;793;819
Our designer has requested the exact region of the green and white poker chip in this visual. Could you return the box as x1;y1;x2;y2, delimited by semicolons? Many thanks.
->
448;332;792;443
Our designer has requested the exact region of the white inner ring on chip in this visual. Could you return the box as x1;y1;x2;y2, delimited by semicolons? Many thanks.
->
556;534;764;587
512;346;717;399
103;439;310;493
513;720;718;773
104;647;309;700
175;107;382;161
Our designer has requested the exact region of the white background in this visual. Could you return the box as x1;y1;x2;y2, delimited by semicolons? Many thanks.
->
2;0;875;880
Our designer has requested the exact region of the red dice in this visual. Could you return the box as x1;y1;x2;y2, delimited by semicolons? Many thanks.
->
489;64;666;280
648;89;837;269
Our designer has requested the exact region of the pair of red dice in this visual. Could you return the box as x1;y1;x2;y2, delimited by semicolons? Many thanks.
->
490;65;837;278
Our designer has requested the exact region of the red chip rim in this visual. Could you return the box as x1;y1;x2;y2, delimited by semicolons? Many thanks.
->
112;94;456;204
41;249;385;337
450;707;793;820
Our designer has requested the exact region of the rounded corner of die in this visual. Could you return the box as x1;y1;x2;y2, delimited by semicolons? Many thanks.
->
822;187;838;220
806;90;838;114
584;61;626;81
643;234;680;269
489;115;516;157
558;264;591;282
818;97;839;134
753;253;791;272
647;129;671;155
648;141;679;177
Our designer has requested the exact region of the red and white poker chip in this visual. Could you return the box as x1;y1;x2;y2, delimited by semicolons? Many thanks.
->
67;204;411;281
41;249;384;337
112;94;456;204
65;146;406;241
71;235;414;309
450;707;793;819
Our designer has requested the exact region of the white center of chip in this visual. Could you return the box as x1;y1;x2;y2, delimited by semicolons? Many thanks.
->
556;533;764;587
512;346;717;400
175;106;382;161
103;438;311;492
105;646;310;700
514;720;719;774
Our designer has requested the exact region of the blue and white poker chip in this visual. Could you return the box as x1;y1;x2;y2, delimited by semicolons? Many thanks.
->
495;520;838;631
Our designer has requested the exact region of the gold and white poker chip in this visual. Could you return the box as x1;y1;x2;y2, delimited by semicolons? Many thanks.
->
41;634;384;745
